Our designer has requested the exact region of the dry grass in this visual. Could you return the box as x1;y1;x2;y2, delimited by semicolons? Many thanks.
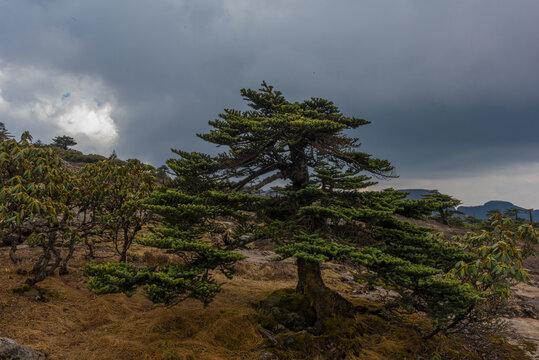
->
0;243;295;360
1;238;535;359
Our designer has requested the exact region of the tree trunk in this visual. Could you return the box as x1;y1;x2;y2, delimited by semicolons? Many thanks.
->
120;250;127;263
289;146;309;190
9;241;21;265
440;209;449;225
289;146;354;329
296;258;355;330
120;229;132;263
86;237;95;258
59;238;76;275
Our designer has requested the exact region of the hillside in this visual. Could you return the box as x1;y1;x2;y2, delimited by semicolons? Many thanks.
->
1;115;537;359
1;218;537;360
459;201;538;221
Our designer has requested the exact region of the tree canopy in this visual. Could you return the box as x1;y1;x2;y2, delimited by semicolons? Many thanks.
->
52;135;77;150
198;81;395;193
0;122;13;141
189;83;483;332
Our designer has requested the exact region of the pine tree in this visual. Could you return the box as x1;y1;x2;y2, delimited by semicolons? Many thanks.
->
0;122;13;141
52;135;77;150
523;208;534;225
194;82;481;332
504;207;521;222
195;82;395;324
422;190;462;225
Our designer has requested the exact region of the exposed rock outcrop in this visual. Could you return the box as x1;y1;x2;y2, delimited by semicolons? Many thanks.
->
0;337;47;360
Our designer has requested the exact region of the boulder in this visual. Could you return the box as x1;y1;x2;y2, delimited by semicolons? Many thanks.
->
0;337;47;360
258;352;278;360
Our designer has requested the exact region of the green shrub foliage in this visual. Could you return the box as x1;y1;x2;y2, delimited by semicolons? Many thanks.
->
53;148;108;164
0;136;158;286
0;133;79;284
96;159;155;261
84;151;258;306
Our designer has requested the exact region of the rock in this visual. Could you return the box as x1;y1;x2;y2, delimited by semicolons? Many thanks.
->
239;234;251;242
0;337;47;359
272;323;287;333
12;285;50;302
258;352;278;360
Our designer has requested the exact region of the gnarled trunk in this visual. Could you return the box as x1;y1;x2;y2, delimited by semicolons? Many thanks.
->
296;258;355;329
289;145;309;191
290;146;355;328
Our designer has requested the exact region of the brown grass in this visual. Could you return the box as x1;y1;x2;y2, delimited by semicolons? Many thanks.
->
1;238;535;360
0;243;295;360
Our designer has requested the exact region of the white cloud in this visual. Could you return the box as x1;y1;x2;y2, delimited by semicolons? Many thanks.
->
0;61;118;152
56;102;117;145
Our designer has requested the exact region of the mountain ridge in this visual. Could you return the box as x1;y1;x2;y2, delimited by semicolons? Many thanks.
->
399;189;538;221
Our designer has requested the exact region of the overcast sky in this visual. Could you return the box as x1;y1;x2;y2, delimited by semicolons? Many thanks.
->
1;0;538;207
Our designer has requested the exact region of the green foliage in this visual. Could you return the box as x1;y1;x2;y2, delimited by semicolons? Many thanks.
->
275;233;357;263
53;148;108;164
422;190;463;225
449;214;538;294
0;133;79;284
394;197;439;219
156;165;170;185
166;150;227;193
85;150;256;306
51;135;77;150
185;82;489;332
0;122;13;141
198;81;394;193
83;159;156;261
408;213;539;338
85;261;226;305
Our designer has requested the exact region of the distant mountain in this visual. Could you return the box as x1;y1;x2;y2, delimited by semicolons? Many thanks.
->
398;189;538;221
458;201;538;221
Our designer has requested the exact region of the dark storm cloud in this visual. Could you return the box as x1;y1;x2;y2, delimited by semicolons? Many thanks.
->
0;0;538;202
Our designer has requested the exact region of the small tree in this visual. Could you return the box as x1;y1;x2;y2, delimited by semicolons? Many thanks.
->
155;165;170;185
84;151;254;306
503;207;521;222
0;133;79;285
422;190;462;225
486;209;501;218
95;159;156;262
0;122;13;141
52;135;77;150
423;213;539;338
523;208;534;225
33;139;45;147
75;162;112;258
